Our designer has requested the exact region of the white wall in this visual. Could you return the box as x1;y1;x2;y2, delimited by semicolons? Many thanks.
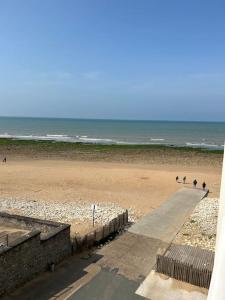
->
208;147;225;299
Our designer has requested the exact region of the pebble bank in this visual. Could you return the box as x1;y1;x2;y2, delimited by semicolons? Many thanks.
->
175;197;218;251
0;197;136;226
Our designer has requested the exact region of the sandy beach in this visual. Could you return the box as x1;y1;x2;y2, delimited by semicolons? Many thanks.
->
0;141;222;235
0;159;221;211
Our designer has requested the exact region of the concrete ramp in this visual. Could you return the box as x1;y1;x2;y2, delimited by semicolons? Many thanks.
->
92;187;208;297
129;188;208;243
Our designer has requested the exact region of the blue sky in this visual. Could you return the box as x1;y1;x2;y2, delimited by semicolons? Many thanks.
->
0;0;224;121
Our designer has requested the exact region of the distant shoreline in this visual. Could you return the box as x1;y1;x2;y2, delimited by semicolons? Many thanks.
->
0;136;223;151
0;137;223;169
0;137;223;153
0;117;224;150
1;115;225;123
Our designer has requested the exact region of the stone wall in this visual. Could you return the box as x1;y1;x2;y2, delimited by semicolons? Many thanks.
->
0;212;62;237
0;213;71;296
0;210;129;295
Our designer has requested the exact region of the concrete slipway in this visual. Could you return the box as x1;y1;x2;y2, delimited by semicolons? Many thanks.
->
67;188;208;300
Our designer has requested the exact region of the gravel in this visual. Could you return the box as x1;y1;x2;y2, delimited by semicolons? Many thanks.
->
175;197;218;251
0;197;137;225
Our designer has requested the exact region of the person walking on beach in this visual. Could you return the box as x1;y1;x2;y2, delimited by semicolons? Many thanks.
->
2;157;6;163
193;179;197;188
183;176;186;184
202;182;206;190
176;176;179;182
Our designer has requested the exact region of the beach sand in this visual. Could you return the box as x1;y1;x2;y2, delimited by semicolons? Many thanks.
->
0;142;222;234
0;160;221;214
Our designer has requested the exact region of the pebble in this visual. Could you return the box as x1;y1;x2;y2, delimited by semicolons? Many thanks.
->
175;197;218;251
0;197;137;225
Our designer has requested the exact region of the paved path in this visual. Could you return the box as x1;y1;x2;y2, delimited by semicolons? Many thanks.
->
129;188;207;243
68;187;208;300
3;188;208;300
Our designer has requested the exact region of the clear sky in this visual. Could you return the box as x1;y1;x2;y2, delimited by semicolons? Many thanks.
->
0;0;224;121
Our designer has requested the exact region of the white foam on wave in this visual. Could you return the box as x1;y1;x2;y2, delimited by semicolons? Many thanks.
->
0;133;11;138
186;142;221;148
0;132;223;149
46;134;68;137
115;140;135;145
79;137;114;143
150;138;165;141
0;133;114;144
0;133;77;142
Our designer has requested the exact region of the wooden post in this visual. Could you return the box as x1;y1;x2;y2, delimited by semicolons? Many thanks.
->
91;204;96;227
93;208;95;227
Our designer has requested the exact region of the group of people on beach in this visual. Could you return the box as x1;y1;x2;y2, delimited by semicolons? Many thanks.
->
176;176;207;190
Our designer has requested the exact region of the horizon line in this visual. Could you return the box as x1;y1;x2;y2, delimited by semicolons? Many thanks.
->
0;115;224;123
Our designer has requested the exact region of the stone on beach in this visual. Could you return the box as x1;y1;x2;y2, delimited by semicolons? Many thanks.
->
0;197;136;226
175;197;218;251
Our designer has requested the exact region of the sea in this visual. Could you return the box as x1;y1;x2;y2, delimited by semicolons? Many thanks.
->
0;117;224;150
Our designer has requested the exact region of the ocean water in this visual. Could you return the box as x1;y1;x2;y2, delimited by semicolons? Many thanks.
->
0;117;224;150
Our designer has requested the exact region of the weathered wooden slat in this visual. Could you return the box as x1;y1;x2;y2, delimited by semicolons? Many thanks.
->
156;243;214;289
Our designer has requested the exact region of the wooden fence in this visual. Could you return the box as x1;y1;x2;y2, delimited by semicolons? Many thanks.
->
156;243;214;289
72;210;129;251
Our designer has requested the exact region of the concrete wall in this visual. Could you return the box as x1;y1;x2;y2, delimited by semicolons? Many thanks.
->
0;213;71;296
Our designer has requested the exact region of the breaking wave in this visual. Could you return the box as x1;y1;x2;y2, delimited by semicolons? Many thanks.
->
185;142;223;149
0;132;223;150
